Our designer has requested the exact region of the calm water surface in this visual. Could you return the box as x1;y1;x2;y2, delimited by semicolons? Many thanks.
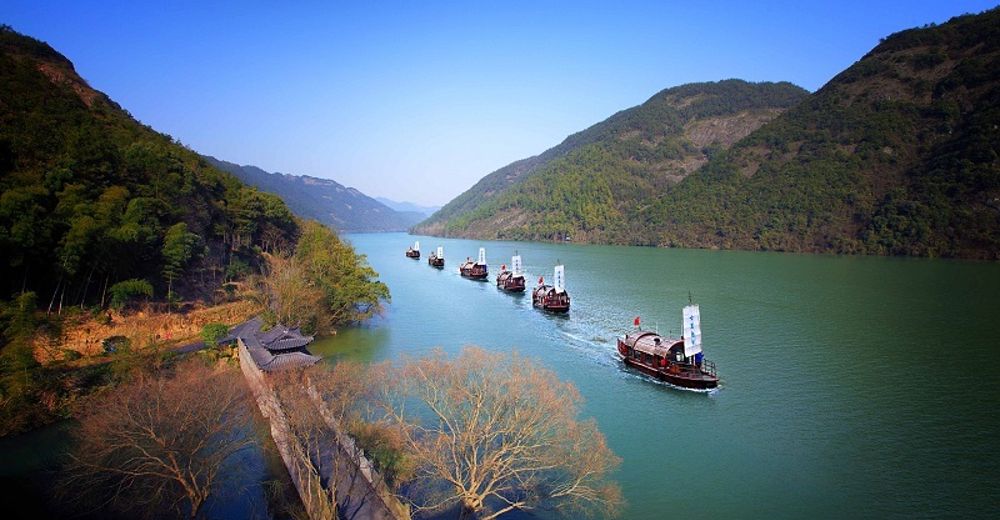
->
311;232;1000;519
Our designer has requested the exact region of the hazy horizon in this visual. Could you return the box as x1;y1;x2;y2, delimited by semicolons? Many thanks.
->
5;0;997;206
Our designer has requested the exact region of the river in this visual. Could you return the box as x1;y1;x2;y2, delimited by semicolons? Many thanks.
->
309;232;1000;519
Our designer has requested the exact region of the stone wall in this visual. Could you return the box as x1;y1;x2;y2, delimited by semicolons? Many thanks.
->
239;342;407;520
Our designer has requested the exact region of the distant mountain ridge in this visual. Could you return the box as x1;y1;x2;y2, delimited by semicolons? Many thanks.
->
416;8;1000;259
374;197;440;217
203;156;423;232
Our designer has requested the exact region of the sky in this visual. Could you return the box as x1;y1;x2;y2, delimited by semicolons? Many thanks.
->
3;1;998;206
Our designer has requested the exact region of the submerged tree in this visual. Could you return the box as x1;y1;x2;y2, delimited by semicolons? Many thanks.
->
63;360;255;518
372;347;624;519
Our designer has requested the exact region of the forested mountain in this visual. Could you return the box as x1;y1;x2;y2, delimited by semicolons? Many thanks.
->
204;156;424;232
0;25;385;311
413;79;809;240
416;8;1000;259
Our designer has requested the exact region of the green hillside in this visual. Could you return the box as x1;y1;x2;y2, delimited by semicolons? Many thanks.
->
204;156;424;232
416;9;1000;259
413;80;809;242
0;25;300;306
655;9;1000;258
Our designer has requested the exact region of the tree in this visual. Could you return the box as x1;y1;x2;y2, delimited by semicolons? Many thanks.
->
63;360;255;518
371;347;623;519
161;222;201;301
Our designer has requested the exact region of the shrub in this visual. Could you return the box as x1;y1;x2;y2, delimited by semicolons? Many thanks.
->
200;323;229;348
108;279;153;312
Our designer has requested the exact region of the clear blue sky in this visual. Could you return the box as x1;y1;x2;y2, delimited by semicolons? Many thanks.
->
4;1;997;206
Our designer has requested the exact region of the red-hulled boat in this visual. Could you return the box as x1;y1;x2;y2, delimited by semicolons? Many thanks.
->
496;253;526;292
532;265;570;313
616;305;718;390
405;240;420;259
428;245;444;268
459;247;489;280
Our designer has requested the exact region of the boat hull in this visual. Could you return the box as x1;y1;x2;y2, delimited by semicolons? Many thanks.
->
405;250;420;259
617;339;718;389
428;257;444;268
620;356;717;389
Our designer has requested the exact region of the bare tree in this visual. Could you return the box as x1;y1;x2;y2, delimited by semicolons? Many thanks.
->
63;360;256;518
371;347;624;519
274;363;409;520
272;370;338;520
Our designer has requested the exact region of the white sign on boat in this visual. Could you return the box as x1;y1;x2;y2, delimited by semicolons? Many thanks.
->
682;304;702;358
478;247;486;266
413;241;420;251
554;265;565;293
512;254;522;275
437;246;444;259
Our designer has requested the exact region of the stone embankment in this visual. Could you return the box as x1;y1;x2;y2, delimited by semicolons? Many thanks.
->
239;342;409;520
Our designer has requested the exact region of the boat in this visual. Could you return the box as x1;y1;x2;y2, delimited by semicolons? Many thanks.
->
405;240;420;259
616;304;719;390
496;253;526;292
532;264;570;312
459;247;489;279
427;245;445;268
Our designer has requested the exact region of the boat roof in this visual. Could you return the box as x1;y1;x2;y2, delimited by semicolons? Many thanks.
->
622;331;683;357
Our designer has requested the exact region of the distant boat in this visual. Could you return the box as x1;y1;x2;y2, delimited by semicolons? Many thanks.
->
459;247;489;280
532;264;570;312
496;253;526;293
405;240;420;259
428;245;445;268
617;304;719;390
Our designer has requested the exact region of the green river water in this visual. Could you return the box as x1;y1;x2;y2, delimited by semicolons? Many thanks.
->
310;233;1000;519
3;232;998;518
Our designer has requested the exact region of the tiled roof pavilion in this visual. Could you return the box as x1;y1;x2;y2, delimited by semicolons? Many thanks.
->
222;317;321;372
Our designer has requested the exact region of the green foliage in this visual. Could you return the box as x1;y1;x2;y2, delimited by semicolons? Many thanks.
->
0;26;300;309
292;220;390;331
108;278;153;311
200;322;229;348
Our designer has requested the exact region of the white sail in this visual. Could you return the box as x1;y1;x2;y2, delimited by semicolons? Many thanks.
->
553;265;565;293
682;304;702;358
413;240;420;251
437;246;444;259
511;255;522;275
477;247;486;265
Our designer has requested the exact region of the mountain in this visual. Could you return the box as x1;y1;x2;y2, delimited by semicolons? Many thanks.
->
204;157;423;232
416;9;1000;260
0;25;309;305
651;9;1000;258
413;79;809;241
374;197;440;218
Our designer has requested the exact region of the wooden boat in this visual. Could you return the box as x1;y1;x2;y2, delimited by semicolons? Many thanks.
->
616;305;718;390
405;240;420;259
532;265;570;312
428;245;445;268
496;254;525;293
459;247;489;279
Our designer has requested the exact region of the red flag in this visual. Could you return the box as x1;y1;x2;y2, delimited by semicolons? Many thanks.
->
538;276;544;285
634;316;641;327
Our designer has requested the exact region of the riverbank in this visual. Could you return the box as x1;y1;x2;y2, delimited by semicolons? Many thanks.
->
31;300;260;365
